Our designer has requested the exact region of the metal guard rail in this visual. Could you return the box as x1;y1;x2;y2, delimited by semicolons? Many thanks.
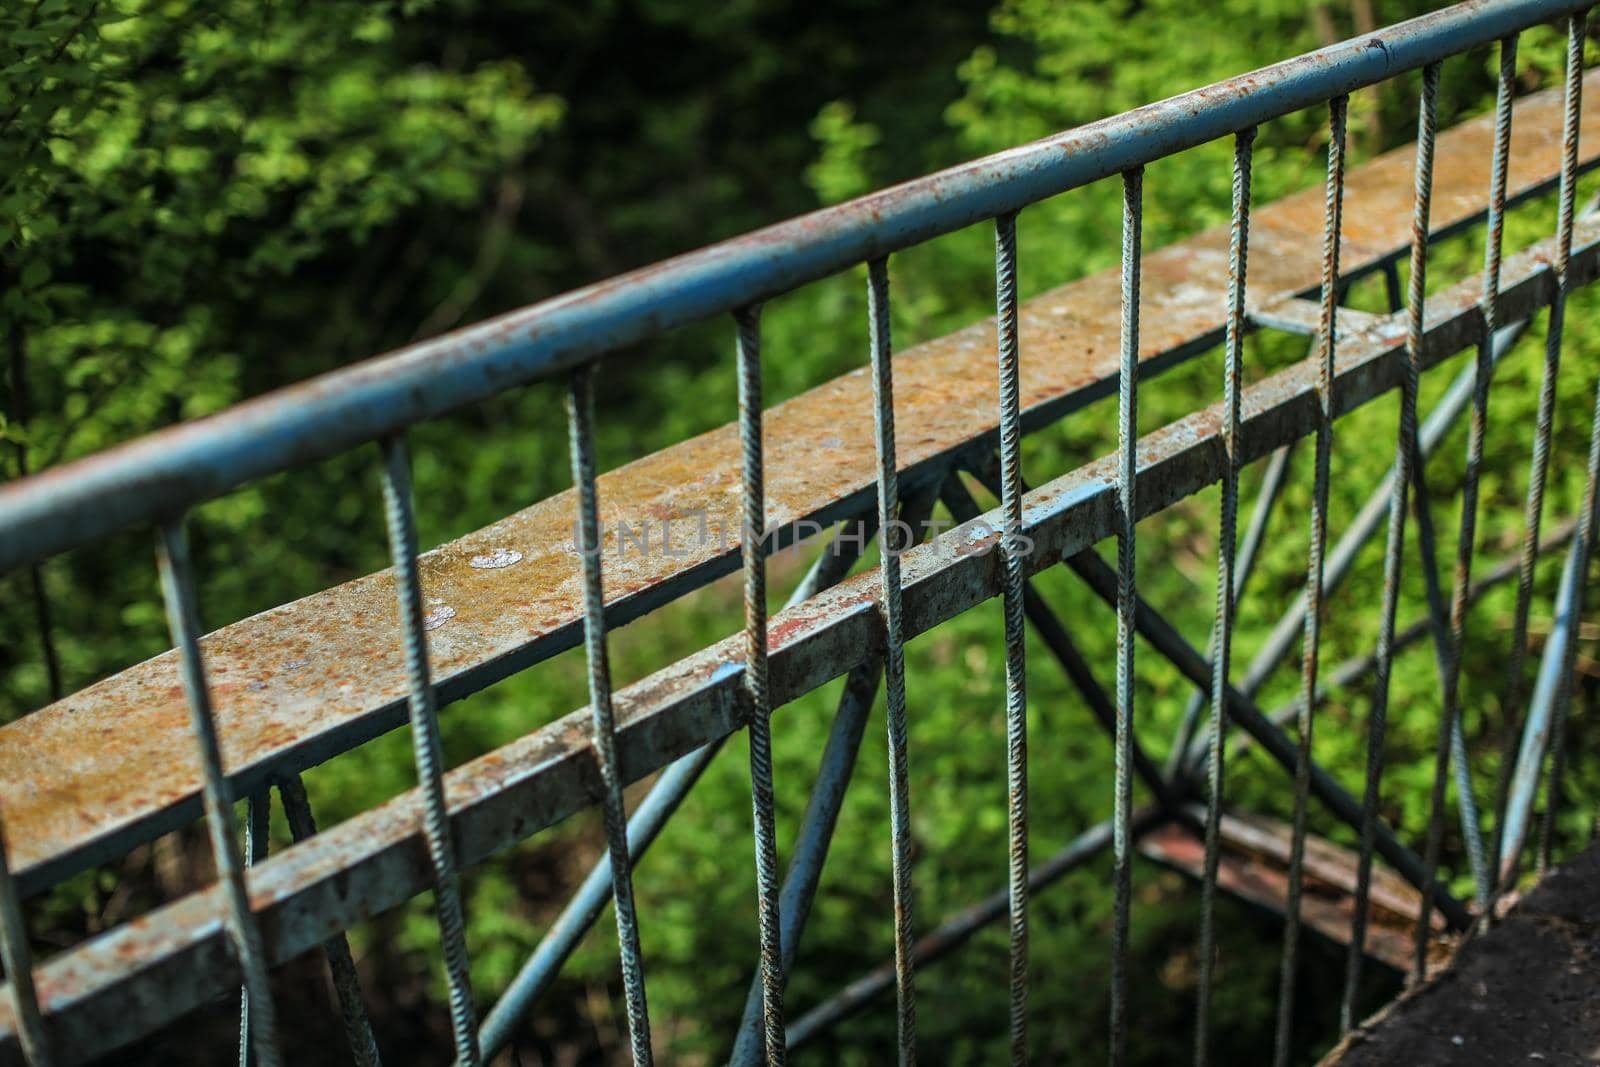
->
1;1;1598;1064
0;0;1588;572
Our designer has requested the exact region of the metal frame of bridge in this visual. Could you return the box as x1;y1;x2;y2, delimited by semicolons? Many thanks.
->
2;1;1600;1063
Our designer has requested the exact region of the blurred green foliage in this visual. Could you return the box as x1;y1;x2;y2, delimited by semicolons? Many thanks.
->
4;1;1600;1064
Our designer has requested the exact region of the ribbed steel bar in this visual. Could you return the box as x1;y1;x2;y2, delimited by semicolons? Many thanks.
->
20;191;1582;1062
1408;388;1491;915
1404;402;1492;909
1195;127;1254;1067
1235;447;1295;613
155;521;282;1067
1342;61;1440;1034
0;809;51;1067
868;255;919;1066
1262;240;1494;910
1064;548;1470;933
376;437;480;1067
1491;9;1588;912
735;305;787;1066
275;775;383;1067
1;1;1585;578
1197;183;1600;787
1536;364;1600;872
727;487;941;1067
1416;34;1522;967
1255;516;1579;742
1213;339;1513;763
1167;441;1296;782
1273;92;1347;1067
1501;534;1588;876
484;511;880;1062
994;210;1030;1067
1192;310;1544;777
786;809;1172;1053
945;471;1178;809
565;368;655;1065
1377;197;1489;907
1111;166;1143;1067
239;790;270;1067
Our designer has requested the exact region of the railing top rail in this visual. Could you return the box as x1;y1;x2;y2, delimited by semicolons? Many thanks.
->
0;0;1578;574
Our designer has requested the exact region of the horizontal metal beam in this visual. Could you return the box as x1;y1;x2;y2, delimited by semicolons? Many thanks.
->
0;0;1583;575
3;207;1597;1066
7;69;1595;902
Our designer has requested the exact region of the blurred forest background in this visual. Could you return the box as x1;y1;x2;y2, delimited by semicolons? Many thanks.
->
4;0;1600;1063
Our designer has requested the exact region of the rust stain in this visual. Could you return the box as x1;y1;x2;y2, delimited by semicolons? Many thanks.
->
1;74;1596;889
1141;809;1452;974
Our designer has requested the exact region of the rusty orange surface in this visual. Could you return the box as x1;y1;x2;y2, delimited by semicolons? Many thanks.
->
1140;809;1449;973
2;75;1595;891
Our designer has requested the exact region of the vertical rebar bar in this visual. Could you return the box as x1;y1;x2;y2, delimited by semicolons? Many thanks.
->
1342;62;1439;1034
1492;10;1587;907
1539;365;1600;874
993;211;1031;1067
1110;166;1143;1067
1274;94;1346;1067
377;437;480;1067
156;521;282;1067
1167;440;1296;782
239;789;271;1067
1418;35;1520;967
726;489;940;1067
1535;13;1596;875
493;507;881;1064
947;468;1178;809
0;806;52;1067
736;305;787;1066
1195;127;1254;1067
275;774;384;1067
566;367;655;1065
867;256;919;1066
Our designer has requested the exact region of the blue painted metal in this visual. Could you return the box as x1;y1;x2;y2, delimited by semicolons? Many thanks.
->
1491;9;1592;920
565;368;654;1064
1421;32;1522;942
868;256;920;1067
727;486;941;1067
3;3;1598;1064
478;508;882;1061
0;811;51;1067
735;305;788;1067
274;775;383;1067
1275;93;1346;1067
1343;61;1441;1032
155;522;283;1067
994;209;1031;1067
1111;164;1144;1067
4;199;1593;1063
0;0;1586;577
377;438;480;1066
1195;126;1255;1067
1499;533;1588;881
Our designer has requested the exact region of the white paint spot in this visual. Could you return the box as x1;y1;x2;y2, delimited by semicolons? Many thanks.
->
285;658;309;671
470;547;524;570
248;680;267;692
424;605;457;631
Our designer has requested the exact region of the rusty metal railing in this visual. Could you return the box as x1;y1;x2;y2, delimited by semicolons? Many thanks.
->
1;1;1599;1063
